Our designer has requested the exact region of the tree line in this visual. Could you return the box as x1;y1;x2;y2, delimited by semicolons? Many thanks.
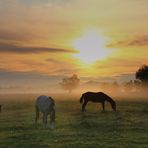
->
60;65;148;93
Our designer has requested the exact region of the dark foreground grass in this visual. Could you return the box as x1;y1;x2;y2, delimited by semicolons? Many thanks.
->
0;94;148;148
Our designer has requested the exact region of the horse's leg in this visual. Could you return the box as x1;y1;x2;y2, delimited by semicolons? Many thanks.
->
82;101;88;112
35;106;39;128
42;113;47;129
50;109;55;129
50;109;55;123
102;102;105;111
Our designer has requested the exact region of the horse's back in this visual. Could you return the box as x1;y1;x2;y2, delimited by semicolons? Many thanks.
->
36;95;54;114
83;92;108;102
83;92;105;97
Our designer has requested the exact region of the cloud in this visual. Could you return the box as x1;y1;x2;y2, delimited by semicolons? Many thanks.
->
109;36;148;47
0;30;33;41
18;0;73;6
19;0;49;5
0;43;76;54
96;57;148;71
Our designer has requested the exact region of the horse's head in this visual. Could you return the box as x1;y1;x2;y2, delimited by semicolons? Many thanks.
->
50;108;56;129
50;120;55;129
111;101;116;111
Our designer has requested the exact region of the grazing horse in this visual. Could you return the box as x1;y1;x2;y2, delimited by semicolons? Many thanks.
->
35;95;56;129
80;92;116;112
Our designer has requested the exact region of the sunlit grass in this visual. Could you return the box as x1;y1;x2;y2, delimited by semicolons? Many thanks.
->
0;94;148;147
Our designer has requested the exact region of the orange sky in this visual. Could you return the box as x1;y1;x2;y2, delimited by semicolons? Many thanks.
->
0;0;148;82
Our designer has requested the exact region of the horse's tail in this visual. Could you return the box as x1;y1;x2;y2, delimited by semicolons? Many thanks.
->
80;94;84;104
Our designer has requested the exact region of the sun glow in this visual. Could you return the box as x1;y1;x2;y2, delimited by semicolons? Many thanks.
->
72;30;112;64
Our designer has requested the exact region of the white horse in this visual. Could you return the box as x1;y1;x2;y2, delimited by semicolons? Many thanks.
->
35;95;56;129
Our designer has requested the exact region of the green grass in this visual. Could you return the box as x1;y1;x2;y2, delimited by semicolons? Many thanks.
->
0;94;148;148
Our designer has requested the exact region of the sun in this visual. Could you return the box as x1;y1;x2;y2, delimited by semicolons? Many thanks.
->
72;30;111;64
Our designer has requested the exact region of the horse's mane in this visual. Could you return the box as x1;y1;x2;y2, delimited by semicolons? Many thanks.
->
49;97;55;106
98;92;115;103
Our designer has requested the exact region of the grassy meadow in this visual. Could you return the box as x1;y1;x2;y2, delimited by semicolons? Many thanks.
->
0;94;148;148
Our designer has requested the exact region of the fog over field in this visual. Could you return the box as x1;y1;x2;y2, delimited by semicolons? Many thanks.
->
0;69;135;94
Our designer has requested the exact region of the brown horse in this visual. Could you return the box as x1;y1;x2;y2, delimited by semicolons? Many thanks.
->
80;92;116;112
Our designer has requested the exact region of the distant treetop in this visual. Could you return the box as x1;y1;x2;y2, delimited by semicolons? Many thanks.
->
136;64;148;83
60;74;80;93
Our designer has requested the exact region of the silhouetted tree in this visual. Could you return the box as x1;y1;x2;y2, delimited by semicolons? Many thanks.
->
136;64;148;85
60;74;80;93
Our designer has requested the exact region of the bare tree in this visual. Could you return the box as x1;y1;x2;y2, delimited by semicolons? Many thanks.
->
60;74;80;93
